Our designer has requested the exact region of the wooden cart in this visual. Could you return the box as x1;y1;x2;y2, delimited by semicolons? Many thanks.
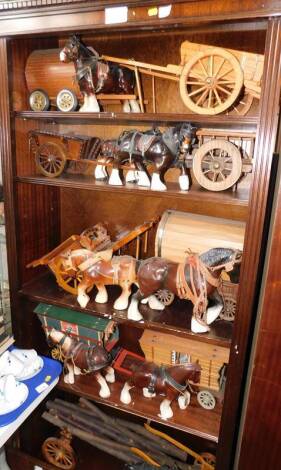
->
103;40;263;115
29;129;102;178
27;220;156;295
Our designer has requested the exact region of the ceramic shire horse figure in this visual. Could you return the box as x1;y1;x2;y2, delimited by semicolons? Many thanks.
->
48;329;115;398
100;123;197;191
128;248;242;333
120;362;201;420
60;35;140;113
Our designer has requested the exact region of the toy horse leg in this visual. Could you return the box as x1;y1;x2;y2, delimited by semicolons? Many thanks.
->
123;100;131;112
178;165;190;191
127;291;144;321
95;372;111;398
80;93;100;112
95;284;108;304
109;167;123;186
77;281;91;308
206;290;224;325
126;169;138;183
191;316;210;334
159;398;173;420
95;164;108;180
120;381;134;404
114;281;132;310
143;387;156;398
129;99;141;113
133;157;150;187
64;361;75;384
178;390;191;410
73;364;81;376
105;366;115;383
151;172;167;191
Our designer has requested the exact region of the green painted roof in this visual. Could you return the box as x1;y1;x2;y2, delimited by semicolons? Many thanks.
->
34;303;113;330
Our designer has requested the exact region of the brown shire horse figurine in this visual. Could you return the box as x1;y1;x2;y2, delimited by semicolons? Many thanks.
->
128;247;242;333
60;35;140;112
48;329;115;397
102;123;197;191
120;361;201;420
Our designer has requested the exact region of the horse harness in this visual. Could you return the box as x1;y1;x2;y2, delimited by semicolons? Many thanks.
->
176;253;221;325
76;56;109;93
147;365;187;395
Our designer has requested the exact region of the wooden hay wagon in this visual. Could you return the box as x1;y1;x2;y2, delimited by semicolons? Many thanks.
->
103;40;263;116
27;220;157;295
29;129;102;178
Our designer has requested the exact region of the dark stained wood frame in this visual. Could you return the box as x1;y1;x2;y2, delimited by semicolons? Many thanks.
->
0;3;280;470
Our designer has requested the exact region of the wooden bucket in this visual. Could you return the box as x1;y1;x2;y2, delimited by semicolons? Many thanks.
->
25;49;80;99
155;210;245;262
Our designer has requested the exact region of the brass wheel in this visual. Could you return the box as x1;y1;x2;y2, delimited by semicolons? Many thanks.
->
29;89;50;111
180;48;243;115
56;89;78;112
193;139;242;191
35;141;66;177
42;437;76;470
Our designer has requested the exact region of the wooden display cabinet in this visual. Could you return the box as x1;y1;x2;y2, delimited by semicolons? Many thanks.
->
0;2;280;470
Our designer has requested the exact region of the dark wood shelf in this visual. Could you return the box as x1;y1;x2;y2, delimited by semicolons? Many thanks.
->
15;111;258;128
20;273;232;347
58;373;222;443
16;174;249;209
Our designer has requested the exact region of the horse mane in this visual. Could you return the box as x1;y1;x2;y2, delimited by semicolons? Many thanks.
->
71;34;96;58
200;247;239;267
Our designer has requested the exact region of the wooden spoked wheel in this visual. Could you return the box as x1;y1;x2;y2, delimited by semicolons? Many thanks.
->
155;289;175;306
42;437;76;470
179;48;243;115
36;142;66;177
226;90;254;116
197;390;216;410
194;452;216;469
55;259;83;295
193;139;242;191
220;297;236;321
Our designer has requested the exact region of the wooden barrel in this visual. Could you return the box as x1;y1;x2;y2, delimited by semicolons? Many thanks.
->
25;49;80;99
155;210;245;262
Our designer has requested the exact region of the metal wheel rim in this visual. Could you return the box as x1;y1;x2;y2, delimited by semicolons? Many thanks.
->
56;89;77;112
197;390;216;410
29;89;49;111
193;139;242;191
180;48;243;115
35;142;66;177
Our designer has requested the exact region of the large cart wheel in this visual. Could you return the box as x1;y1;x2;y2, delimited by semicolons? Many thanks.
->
197;390;216;410
55;259;93;296
42;434;76;470
226;90;254;116
35;141;66;177
56;89;78;112
193;139;242;191
29;89;50;111
155;289;175;306
179;48;244;115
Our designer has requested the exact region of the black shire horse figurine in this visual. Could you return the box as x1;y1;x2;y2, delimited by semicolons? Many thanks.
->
102;123;197;191
60;35;140;112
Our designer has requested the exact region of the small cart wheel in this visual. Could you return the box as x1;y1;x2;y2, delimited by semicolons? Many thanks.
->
35;141;66;177
42;436;76;469
197;390;216;410
194;451;216;469
193;139;242;191
51;345;65;361
179;48;243;115
155;289;175;306
29;89;50;111
220;297;236;321
56;89;78;112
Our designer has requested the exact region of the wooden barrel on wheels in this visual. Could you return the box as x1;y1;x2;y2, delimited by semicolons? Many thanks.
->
155;209;245;262
25;49;80;99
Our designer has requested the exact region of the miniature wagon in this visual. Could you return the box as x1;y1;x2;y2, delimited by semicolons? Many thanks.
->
29;129;101;178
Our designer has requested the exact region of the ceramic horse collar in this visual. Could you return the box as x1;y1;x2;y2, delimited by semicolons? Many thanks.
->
48;329;115;398
60;35;140;112
128;248;242;333
120;362;201;420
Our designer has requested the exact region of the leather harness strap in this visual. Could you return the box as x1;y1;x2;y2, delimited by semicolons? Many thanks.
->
147;366;187;395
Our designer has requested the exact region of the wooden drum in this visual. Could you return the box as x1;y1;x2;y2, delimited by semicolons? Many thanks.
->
25;49;80;99
155;210;245;262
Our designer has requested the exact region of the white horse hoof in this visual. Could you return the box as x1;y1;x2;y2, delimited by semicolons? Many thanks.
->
191;317;210;333
95;165;107;180
137;171;150;187
64;375;74;385
99;388;110;399
151;173;167;191
129;99;141;113
127;308;143;321
159;407;173;420
77;294;90;308
179;174;190;191
109;169;123;186
143;387;156;398
126;170;138;183
123;100;131;113
178;391;190;409
105;373;115;384
114;298;129;310
120;390;132;405
206;304;223;325
95;292;108;304
148;295;165;311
